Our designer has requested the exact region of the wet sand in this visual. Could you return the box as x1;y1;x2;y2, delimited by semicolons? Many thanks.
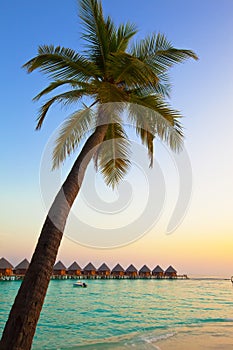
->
156;325;233;350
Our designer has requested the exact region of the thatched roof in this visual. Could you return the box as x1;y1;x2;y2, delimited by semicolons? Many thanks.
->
53;261;66;270
98;263;110;272
83;262;96;271
152;265;164;273
14;258;29;270
126;264;138;273
67;261;82;271
165;265;177;273
139;265;151;273
112;263;125;273
0;257;13;269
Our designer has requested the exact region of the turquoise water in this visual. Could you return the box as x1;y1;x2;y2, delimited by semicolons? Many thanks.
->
1;278;233;349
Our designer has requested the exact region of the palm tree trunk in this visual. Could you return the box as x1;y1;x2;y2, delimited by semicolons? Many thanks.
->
0;123;108;350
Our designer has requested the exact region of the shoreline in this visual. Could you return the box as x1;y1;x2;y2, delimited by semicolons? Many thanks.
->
155;324;233;350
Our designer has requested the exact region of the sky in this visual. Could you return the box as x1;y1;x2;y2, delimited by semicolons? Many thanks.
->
0;0;233;276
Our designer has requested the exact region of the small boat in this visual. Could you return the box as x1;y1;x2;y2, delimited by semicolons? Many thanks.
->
231;276;233;284
73;281;87;288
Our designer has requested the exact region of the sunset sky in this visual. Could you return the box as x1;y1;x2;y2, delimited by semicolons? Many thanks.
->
1;0;233;276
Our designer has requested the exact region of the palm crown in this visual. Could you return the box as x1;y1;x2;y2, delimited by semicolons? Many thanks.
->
23;0;197;188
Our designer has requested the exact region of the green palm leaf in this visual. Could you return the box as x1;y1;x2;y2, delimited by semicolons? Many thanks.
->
52;108;95;169
113;22;137;52
80;0;110;69
128;95;184;157
33;80;92;101
23;45;100;81
95;116;131;188
80;0;137;72
36;89;87;129
107;52;159;89
128;73;171;98
131;33;198;75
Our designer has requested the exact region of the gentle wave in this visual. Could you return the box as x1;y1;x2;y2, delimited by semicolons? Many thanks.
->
57;331;176;349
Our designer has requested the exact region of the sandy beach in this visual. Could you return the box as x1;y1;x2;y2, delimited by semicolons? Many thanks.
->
156;325;233;350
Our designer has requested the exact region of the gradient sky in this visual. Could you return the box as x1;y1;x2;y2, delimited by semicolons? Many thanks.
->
0;0;233;276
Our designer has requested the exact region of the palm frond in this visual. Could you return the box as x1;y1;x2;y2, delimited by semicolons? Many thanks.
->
80;1;137;71
33;80;92;101
52;108;95;169
155;33;198;60
107;52;159;89
128;72;171;98
95;115;131;188
128;95;184;155
36;89;87;129
114;22;137;52
131;33;198;75
79;0;110;69
23;45;100;81
100;125;131;188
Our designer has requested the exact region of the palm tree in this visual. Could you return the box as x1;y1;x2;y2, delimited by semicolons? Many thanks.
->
0;0;197;349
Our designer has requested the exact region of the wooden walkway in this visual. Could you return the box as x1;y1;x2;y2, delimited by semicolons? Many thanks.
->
0;274;188;281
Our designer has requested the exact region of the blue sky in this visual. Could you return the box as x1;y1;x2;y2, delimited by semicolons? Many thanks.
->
1;1;233;275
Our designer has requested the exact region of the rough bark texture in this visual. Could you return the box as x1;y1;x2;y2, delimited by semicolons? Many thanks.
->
0;123;108;350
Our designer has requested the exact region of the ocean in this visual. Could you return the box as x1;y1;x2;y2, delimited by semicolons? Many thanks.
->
1;277;233;349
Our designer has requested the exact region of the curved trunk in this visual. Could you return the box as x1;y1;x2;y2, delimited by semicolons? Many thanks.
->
0;123;108;350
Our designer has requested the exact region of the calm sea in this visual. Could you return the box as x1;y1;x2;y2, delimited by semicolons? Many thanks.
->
1;278;233;349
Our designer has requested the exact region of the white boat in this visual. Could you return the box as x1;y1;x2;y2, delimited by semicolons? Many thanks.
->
73;281;87;288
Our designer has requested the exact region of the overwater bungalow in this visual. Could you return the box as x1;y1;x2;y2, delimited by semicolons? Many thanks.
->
83;262;96;277
139;265;151;278
0;257;13;276
111;263;125;278
125;264;138;278
53;261;67;276
97;263;111;278
14;258;29;276
67;261;82;276
152;265;164;278
164;265;177;278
